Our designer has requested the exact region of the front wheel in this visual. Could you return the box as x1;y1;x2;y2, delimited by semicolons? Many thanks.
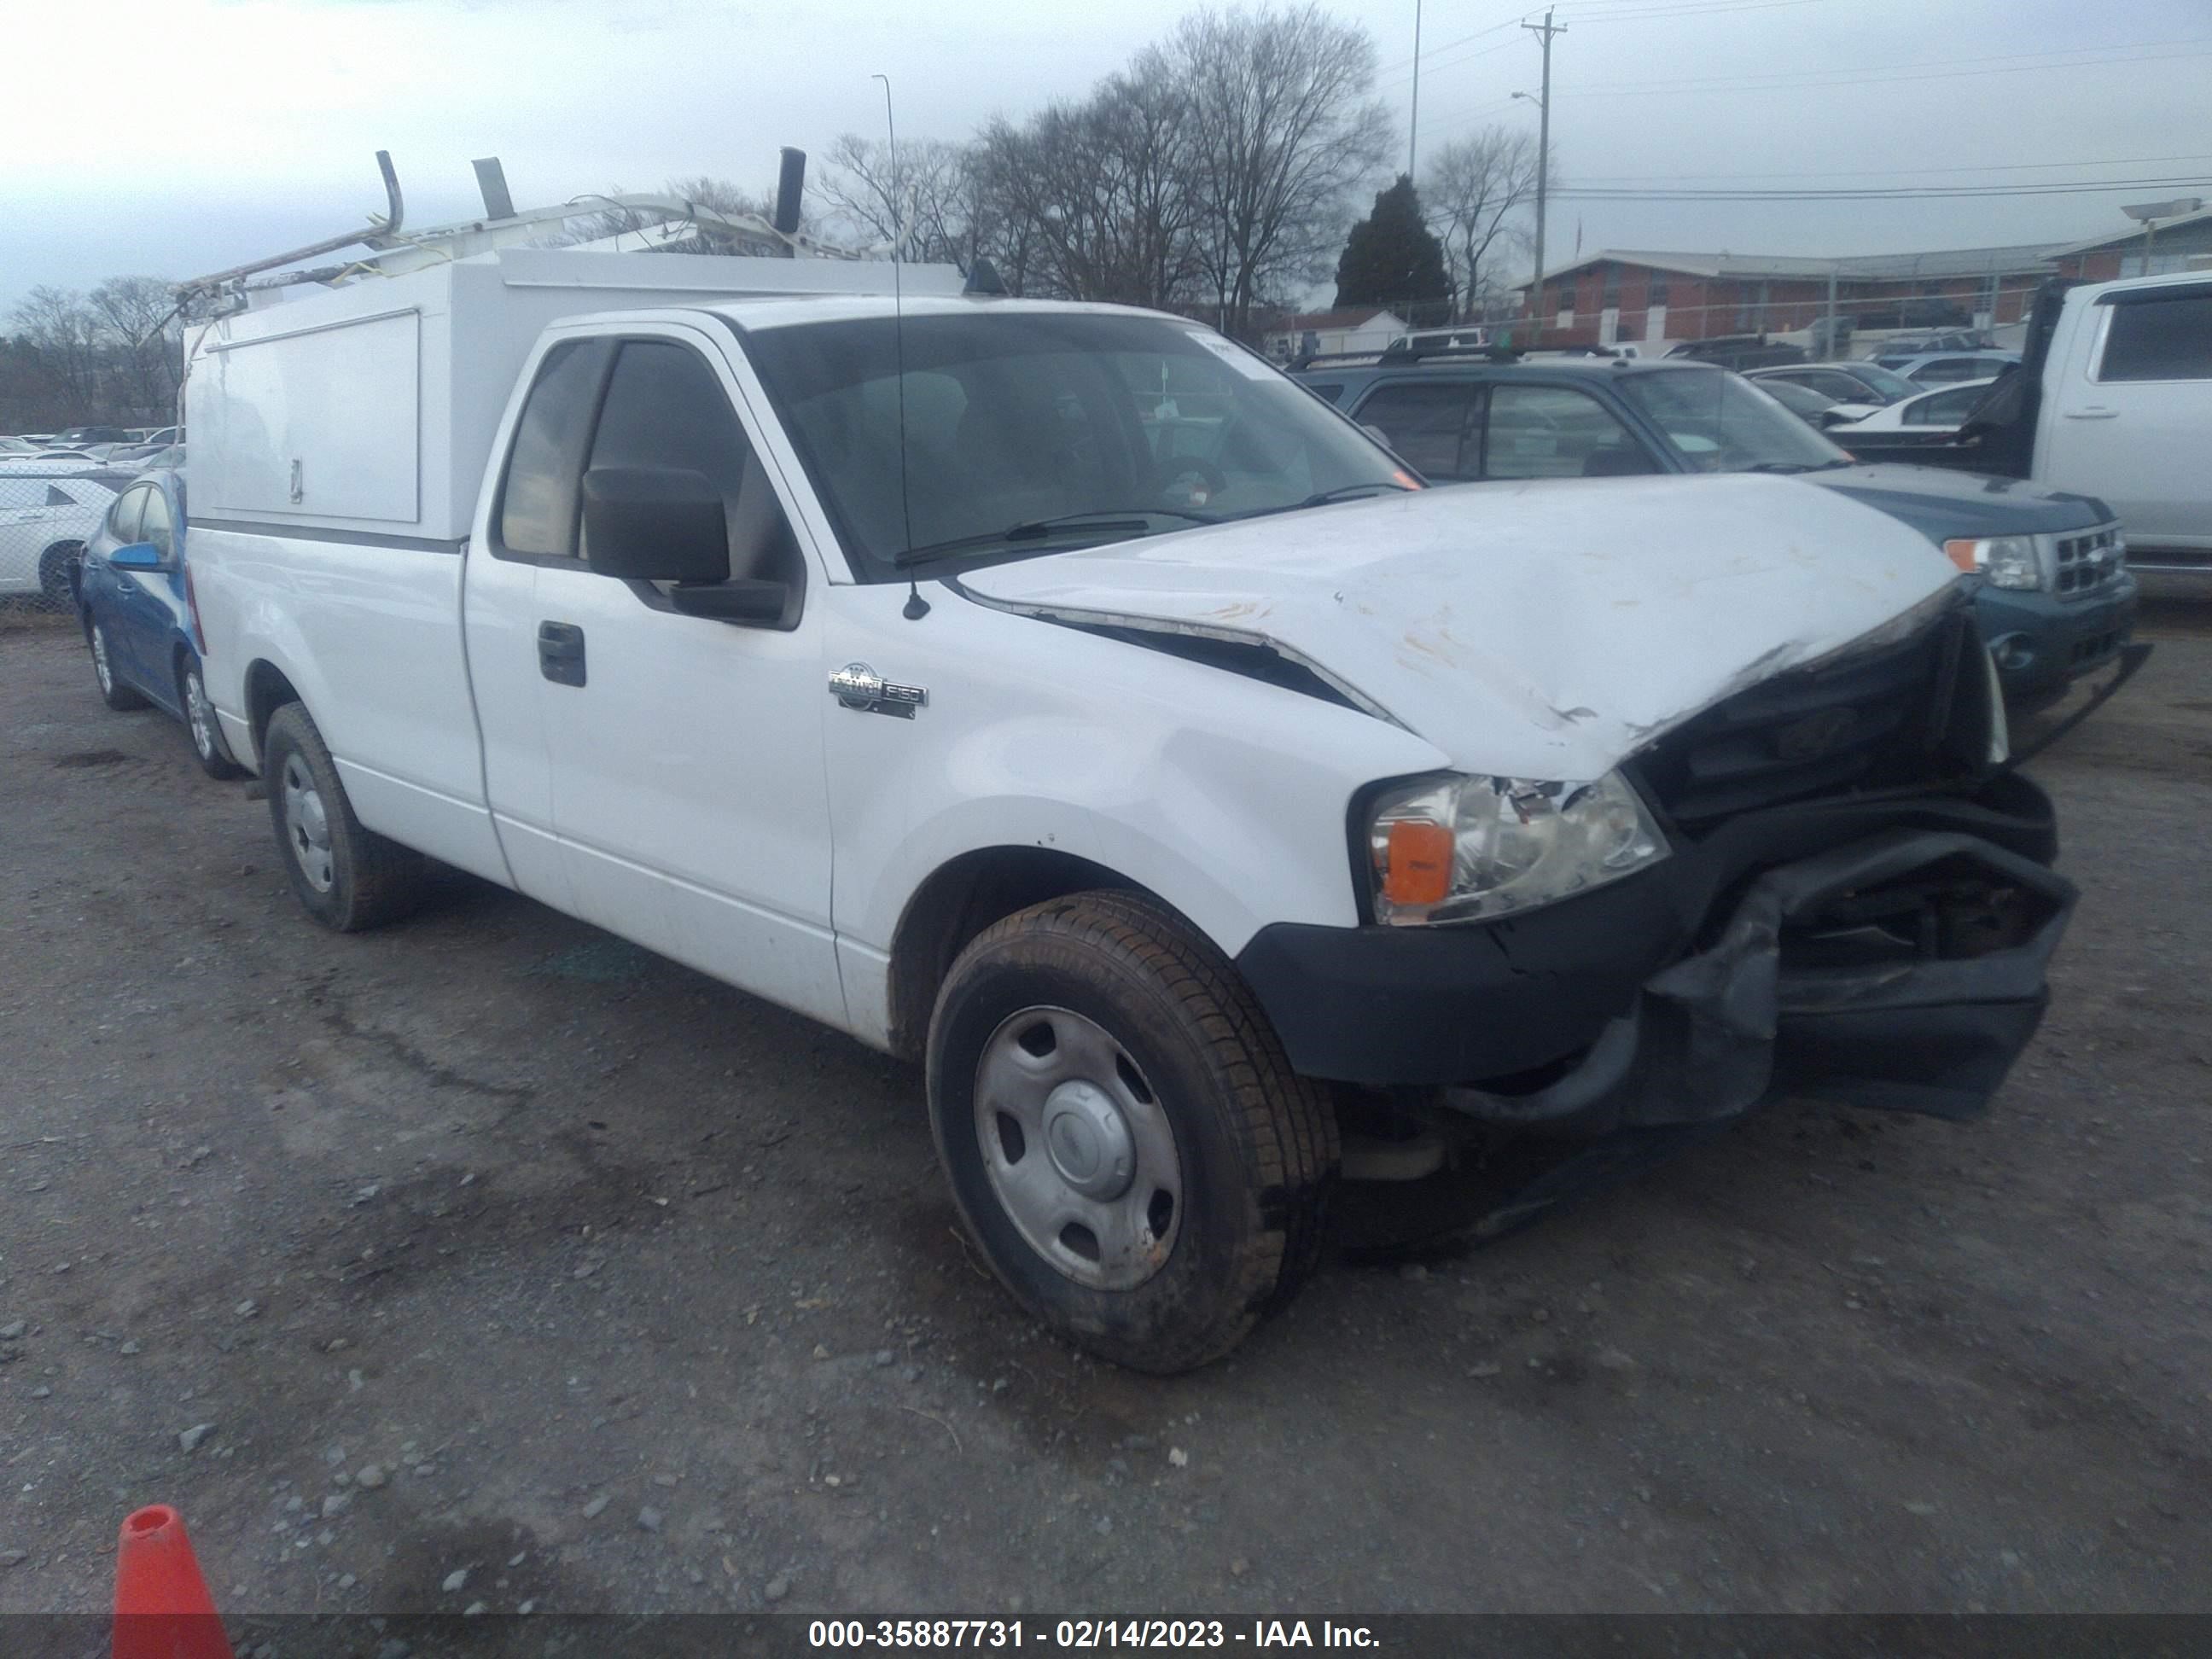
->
262;702;428;932
39;543;82;607
927;891;1338;1373
178;653;246;780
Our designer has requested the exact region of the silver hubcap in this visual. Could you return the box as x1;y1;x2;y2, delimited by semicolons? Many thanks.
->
185;671;215;758
92;627;112;694
281;754;335;893
974;1006;1181;1291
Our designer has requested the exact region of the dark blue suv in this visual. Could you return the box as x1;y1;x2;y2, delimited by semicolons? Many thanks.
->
1299;353;2138;710
76;467;244;778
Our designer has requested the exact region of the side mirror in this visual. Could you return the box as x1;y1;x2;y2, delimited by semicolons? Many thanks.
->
581;467;730;585
111;543;166;571
669;580;789;624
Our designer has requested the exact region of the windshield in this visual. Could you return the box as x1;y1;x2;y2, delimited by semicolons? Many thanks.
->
742;310;1410;579
1615;369;1850;473
1846;363;1919;401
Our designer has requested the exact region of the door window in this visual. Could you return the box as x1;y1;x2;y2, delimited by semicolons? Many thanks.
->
496;338;614;559
2098;291;2212;381
1352;381;1479;479
1481;385;1656;479
1903;384;1986;426
105;486;148;538
583;339;804;588
138;486;174;559
1912;357;1978;385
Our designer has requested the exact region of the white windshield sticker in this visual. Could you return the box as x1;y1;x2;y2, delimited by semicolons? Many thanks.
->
1186;330;1278;381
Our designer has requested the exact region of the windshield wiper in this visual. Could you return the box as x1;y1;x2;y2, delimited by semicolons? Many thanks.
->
894;508;1217;568
1229;481;1415;521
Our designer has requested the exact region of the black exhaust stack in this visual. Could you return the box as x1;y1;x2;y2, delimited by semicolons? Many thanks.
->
774;148;806;236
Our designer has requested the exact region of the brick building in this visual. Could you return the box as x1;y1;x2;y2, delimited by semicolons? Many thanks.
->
2046;206;2212;282
1517;242;2069;349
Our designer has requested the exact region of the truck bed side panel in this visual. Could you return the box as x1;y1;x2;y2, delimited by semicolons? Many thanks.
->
192;526;510;886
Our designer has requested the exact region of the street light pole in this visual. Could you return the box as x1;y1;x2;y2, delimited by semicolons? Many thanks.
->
2122;196;2203;278
1519;9;1565;344
1409;0;1422;180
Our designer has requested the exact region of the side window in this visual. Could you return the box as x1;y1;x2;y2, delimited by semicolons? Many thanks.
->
107;485;148;539
1303;382;1345;405
2098;292;2212;381
1353;381;1478;480
585;339;804;589
1481;385;1657;480
1807;371;1860;401
1904;386;1978;426
139;486;174;559
497;338;614;559
1915;357;1973;385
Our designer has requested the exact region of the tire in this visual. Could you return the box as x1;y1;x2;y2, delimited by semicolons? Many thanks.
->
927;890;1338;1373
38;543;83;607
177;651;246;780
262;701;428;932
89;621;148;712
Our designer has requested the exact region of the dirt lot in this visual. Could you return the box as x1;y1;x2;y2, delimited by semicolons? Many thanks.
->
2;608;2209;1618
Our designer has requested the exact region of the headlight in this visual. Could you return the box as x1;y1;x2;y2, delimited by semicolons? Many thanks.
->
1365;771;1668;927
1944;535;2041;590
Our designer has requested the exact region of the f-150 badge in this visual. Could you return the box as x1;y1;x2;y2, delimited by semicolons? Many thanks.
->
829;662;928;719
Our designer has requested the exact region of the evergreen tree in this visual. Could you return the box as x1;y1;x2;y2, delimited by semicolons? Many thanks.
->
1334;175;1452;325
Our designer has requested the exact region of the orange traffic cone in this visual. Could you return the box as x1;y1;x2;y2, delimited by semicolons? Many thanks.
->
113;1505;232;1659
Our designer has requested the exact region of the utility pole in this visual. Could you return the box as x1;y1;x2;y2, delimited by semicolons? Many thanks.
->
1825;267;1838;358
1521;9;1564;343
1409;0;1423;180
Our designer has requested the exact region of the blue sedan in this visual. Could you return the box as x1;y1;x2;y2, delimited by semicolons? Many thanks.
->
77;468;243;778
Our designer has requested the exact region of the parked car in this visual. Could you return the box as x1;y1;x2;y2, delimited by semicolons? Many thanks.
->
179;246;2078;1371
1952;271;2212;574
74;468;243;777
1749;360;1922;406
1850;299;1972;331
1662;335;1807;371
1831;378;2003;436
1868;330;1994;355
0;469;125;602
1303;356;2135;710
1754;376;1881;428
50;424;138;446
1875;351;2021;387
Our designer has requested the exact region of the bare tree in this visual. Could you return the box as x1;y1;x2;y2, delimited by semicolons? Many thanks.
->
1167;5;1394;338
9;287;103;413
90;276;184;416
1422;127;1547;319
812;136;988;268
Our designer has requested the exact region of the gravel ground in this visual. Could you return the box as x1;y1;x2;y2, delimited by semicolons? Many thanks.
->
1;607;2208;1617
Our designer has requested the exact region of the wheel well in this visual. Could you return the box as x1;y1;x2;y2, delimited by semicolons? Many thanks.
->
885;847;1144;1062
244;661;302;764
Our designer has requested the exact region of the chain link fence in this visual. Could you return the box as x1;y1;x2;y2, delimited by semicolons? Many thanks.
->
0;464;131;632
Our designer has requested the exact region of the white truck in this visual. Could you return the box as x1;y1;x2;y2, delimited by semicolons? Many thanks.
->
178;243;2075;1371
1958;269;2212;575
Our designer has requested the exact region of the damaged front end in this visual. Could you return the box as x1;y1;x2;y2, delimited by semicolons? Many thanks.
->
1236;589;2077;1134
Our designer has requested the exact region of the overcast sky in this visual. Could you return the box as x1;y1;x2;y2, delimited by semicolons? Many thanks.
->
3;0;2208;313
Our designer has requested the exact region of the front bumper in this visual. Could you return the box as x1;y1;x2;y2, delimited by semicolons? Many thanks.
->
1976;576;2137;703
1234;772;2071;1132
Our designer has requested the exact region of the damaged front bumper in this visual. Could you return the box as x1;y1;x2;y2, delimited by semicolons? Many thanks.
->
1443;829;2073;1132
1235;772;2073;1133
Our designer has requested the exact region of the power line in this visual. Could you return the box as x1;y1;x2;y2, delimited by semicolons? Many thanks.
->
1558;40;2212;96
1551;174;2212;201
1568;153;2212;184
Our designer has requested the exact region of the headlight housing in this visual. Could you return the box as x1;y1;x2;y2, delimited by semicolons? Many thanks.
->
1945;535;2042;590
1365;771;1668;927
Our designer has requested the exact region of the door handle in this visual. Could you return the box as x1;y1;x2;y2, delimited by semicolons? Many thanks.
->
2063;406;2118;420
538;620;586;687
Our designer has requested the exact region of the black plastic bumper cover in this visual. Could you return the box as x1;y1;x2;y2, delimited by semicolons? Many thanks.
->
1234;774;2072;1129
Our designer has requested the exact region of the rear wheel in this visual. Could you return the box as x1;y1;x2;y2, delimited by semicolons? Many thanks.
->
927;891;1337;1373
263;702;428;932
90;622;147;711
178;652;246;780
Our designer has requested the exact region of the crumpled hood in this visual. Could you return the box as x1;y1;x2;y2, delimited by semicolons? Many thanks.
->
958;474;1962;780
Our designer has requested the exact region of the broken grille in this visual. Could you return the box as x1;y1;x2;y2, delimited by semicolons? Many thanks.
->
1633;602;1988;830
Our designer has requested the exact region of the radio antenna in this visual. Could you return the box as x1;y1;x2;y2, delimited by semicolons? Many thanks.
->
873;72;928;621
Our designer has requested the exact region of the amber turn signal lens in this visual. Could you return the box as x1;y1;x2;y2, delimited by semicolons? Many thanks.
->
1382;820;1455;906
1942;538;1980;574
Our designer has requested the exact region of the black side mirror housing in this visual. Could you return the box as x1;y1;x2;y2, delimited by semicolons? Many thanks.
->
581;467;730;584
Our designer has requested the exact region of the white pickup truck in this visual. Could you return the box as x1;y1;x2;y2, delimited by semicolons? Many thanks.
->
1959;269;2212;574
180;247;2075;1371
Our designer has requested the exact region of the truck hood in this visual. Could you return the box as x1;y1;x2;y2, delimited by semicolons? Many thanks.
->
1807;463;2110;542
957;474;1962;781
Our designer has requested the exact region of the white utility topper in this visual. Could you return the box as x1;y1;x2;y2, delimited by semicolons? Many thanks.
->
170;189;2075;1371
